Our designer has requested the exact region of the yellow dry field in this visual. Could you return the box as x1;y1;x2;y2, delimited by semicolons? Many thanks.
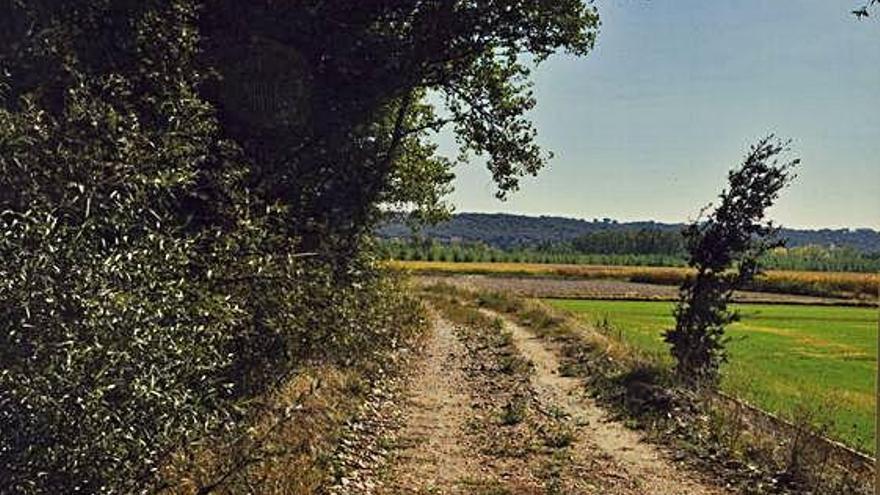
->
388;260;879;298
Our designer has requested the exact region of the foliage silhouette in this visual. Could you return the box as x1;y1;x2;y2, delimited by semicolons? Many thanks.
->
664;136;799;385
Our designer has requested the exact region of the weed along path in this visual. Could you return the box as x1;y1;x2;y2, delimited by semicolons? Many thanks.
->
484;308;731;495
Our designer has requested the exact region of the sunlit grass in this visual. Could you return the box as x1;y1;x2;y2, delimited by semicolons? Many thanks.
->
547;299;878;453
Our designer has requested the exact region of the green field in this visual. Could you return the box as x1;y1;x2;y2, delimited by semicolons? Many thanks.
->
547;299;878;453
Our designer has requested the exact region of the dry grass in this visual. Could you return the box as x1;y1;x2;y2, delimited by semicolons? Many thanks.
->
388;260;684;280
464;286;873;494
160;366;358;494
756;270;878;298
390;260;879;299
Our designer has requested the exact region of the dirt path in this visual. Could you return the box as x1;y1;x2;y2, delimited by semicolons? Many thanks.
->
370;306;732;494
487;308;732;495
377;316;485;494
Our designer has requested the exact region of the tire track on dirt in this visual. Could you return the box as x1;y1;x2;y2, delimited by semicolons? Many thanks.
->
376;315;484;494
484;308;733;495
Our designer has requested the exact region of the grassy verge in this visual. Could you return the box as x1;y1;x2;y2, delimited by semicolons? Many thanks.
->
549;299;877;452
161;341;428;494
160;366;367;493
390;260;880;300
465;288;871;495
158;277;429;494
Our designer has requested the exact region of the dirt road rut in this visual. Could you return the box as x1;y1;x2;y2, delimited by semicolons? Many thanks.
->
493;310;730;495
368;308;731;494
377;317;484;493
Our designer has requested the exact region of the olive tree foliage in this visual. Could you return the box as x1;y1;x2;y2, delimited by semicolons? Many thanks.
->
0;1;385;492
196;0;600;257
0;0;599;492
0;2;277;492
664;137;799;385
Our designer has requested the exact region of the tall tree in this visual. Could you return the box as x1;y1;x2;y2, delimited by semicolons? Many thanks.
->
664;137;798;385
195;1;600;258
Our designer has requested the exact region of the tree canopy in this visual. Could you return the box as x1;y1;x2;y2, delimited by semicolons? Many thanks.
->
2;1;600;255
194;0;600;254
0;1;600;491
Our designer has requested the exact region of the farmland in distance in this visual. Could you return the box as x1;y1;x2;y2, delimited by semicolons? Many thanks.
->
548;299;877;453
391;260;880;301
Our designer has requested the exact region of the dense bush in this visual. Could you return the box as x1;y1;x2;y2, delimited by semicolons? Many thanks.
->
0;41;419;493
0;2;395;492
0;3;265;491
0;0;599;491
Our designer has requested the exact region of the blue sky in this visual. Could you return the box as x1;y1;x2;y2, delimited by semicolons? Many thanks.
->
441;0;880;229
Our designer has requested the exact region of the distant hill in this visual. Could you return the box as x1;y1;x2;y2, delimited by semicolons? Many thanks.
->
377;213;880;253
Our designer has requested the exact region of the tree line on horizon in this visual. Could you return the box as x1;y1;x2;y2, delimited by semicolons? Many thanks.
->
378;233;880;273
378;212;880;254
